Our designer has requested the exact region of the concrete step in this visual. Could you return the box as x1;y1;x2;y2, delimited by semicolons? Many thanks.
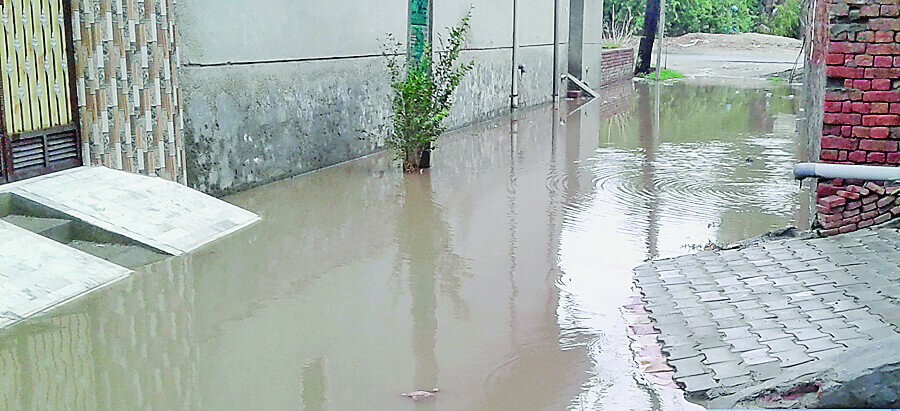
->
67;240;167;270
1;214;73;243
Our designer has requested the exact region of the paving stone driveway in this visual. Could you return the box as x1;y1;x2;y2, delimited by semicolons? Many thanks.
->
634;228;900;399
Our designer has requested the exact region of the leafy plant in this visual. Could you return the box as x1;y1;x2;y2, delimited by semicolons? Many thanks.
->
763;0;801;38
603;4;638;50
604;0;766;36
383;14;475;172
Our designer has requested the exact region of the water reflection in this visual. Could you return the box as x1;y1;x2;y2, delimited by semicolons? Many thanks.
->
0;257;201;410
0;81;806;410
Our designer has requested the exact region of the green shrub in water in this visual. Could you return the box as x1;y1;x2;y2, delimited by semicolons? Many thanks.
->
383;15;474;172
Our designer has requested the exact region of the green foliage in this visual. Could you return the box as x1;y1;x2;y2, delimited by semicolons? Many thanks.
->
383;14;474;171
603;4;638;50
667;0;762;36
605;0;647;35
643;69;686;81
763;0;801;38
603;0;799;38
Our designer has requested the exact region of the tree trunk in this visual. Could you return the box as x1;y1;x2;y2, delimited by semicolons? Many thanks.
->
403;145;432;172
635;0;661;75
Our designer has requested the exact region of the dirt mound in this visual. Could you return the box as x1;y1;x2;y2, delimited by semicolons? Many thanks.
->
665;33;802;53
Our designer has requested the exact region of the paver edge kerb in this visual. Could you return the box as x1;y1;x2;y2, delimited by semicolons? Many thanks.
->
707;337;900;409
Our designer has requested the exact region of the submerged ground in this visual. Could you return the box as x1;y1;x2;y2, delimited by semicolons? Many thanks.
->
0;81;806;410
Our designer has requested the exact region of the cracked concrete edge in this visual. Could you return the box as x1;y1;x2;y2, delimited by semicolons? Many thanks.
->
716;226;819;252
708;337;900;409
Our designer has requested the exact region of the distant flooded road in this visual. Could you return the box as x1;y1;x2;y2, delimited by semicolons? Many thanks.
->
0;82;807;410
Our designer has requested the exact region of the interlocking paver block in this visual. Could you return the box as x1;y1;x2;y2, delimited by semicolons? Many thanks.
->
721;326;753;341
811;347;847;360
748;361;783;381
848;317;889;331
632;228;900;399
701;346;741;365
728;337;766;353
764;336;802;353
670;358;708;379
788;327;829;341
806;308;839;322
663;344;701;361
860;326;898;340
747;319;783;331
708;361;751;380
773;350;815;368
798;337;845;353
679;374;717;393
756;328;792;342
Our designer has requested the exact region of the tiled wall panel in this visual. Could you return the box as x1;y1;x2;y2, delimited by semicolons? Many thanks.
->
72;0;184;182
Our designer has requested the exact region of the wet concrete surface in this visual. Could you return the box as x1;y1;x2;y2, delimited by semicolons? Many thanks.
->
0;81;806;410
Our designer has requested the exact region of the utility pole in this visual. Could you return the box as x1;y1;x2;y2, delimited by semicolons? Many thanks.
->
635;0;661;75
656;0;666;80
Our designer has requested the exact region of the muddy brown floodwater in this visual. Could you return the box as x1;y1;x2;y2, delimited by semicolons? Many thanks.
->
0;81;808;410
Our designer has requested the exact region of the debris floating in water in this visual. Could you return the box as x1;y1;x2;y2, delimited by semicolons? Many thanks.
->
401;388;440;400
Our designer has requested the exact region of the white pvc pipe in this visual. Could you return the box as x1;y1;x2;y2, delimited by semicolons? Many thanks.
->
794;163;900;181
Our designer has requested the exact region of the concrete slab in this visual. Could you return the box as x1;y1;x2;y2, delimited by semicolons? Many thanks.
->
0;219;131;329
2;167;260;255
0;166;259;330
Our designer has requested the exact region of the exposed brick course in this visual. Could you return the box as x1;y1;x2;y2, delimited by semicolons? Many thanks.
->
600;48;635;88
817;1;900;236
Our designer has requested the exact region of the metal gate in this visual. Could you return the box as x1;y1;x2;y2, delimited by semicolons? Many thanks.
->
0;0;79;183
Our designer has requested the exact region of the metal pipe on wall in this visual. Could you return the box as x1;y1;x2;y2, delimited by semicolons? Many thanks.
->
511;0;520;109
794;163;900;181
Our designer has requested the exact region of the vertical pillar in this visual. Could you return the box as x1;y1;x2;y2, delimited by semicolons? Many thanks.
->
408;0;432;63
568;0;585;90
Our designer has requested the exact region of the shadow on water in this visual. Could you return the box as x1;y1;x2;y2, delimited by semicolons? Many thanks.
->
0;81;807;410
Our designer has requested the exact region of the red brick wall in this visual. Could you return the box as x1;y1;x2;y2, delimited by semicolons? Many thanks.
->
816;0;900;235
601;48;635;87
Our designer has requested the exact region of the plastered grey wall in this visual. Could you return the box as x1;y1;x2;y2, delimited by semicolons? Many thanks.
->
179;0;591;195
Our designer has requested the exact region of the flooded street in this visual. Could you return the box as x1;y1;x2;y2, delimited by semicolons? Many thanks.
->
0;82;807;410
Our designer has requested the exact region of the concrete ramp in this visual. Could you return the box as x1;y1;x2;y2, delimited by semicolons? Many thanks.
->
0;166;260;329
4;167;260;255
0;219;131;329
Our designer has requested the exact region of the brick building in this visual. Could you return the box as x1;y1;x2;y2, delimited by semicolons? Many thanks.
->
815;0;900;236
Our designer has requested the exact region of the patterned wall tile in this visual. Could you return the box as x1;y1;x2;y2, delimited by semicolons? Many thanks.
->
72;0;184;183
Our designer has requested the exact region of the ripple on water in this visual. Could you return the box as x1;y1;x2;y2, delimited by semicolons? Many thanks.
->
579;139;800;229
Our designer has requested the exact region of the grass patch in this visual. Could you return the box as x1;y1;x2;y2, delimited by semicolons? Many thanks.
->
643;69;686;81
768;77;787;85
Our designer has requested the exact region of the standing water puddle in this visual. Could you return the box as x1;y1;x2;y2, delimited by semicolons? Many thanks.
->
0;82;807;410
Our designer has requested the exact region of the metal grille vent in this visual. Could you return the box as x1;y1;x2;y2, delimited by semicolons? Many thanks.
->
9;125;78;178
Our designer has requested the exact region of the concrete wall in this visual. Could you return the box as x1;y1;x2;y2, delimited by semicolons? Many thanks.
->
177;0;599;195
814;0;900;236
73;0;186;183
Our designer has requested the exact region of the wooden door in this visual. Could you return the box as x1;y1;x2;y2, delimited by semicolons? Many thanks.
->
0;0;80;183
